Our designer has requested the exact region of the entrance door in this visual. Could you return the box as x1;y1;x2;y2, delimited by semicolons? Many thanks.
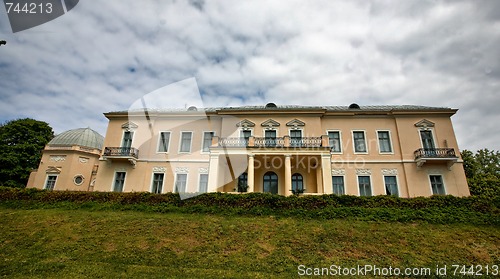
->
420;130;435;149
263;171;278;194
264;130;277;147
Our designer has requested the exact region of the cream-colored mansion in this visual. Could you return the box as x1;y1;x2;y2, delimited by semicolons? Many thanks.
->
27;104;470;197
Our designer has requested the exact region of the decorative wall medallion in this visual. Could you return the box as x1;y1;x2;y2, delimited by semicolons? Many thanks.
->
79;157;89;164
199;167;209;174
153;166;166;173
331;169;346;175
50;155;66;162
381;168;398;175
175;167;189;174
355;168;371;175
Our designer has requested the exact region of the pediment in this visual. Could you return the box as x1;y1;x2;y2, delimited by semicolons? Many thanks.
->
121;122;138;130
286;119;305;127
261;119;280;127
236;119;255;128
46;166;61;174
414;119;435;128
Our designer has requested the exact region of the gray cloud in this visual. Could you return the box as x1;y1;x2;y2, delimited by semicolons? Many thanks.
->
0;0;499;151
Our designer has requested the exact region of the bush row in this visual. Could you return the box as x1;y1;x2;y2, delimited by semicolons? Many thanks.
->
0;187;499;225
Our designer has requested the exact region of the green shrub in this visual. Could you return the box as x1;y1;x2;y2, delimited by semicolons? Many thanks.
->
0;187;498;225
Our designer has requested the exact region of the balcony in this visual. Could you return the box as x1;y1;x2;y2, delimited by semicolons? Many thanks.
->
414;148;458;169
214;135;329;149
102;147;139;166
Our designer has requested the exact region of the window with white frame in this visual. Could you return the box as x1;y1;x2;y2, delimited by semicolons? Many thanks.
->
157;132;171;152
113;172;126;192
202;132;214;152
290;130;302;147
378;131;392;153
199;174;208;193
175;173;187;193
264;130;277;147
353;131;367;153
151;173;164;194
45;175;57;190
358;176;372;196
241;130;252;140
430;175;445;195
291;173;304;193
122;131;133;148
179;132;192;153
328;131;341;152
384;176;398;196
332;176;345;195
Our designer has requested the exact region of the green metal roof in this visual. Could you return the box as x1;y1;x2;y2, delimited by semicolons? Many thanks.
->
48;128;104;150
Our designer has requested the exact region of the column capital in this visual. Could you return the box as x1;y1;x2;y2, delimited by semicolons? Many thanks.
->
248;154;255;158
284;154;292;158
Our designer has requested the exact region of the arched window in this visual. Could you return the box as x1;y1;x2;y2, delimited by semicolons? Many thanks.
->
291;173;304;194
237;172;248;192
263;172;278;194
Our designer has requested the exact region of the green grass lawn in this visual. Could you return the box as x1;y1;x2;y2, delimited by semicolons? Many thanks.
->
1;207;499;278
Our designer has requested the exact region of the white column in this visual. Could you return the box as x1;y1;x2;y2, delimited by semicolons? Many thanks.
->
321;154;333;194
285;154;292;196
208;154;220;192
248;154;255;192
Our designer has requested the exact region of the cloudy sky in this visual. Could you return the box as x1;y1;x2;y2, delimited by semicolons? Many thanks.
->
0;0;499;151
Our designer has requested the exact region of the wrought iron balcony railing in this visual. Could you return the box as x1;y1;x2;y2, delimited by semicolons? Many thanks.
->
414;148;457;160
218;137;248;147
215;136;327;148
254;137;285;148
103;147;139;159
290;137;322;148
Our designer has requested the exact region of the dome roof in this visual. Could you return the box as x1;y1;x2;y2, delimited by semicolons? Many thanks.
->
48;128;104;150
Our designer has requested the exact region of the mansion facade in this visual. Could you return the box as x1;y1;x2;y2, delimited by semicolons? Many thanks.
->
27;104;470;197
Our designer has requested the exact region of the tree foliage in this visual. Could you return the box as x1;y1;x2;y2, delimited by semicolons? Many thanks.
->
461;149;500;197
0;118;54;188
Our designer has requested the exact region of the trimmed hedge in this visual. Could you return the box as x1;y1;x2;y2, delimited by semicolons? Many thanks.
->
1;187;499;225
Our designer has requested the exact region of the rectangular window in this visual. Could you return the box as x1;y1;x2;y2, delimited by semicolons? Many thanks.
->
113;172;126;192
202;132;214;152
122;131;133;148
358;176;372;196
265;130;277;147
179;132;192;153
157;132;171;152
384;176;399;196
378;131;392;153
199;174;208;193
45;175;57;190
353;131;367;153
241;130;252;140
332;176;345;195
420;130;435;149
328;131;341;152
430;175;445;195
151;173;164;194
290;130;302;147
175;173;187;193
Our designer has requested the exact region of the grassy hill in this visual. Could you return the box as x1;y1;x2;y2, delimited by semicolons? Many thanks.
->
1;206;499;278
